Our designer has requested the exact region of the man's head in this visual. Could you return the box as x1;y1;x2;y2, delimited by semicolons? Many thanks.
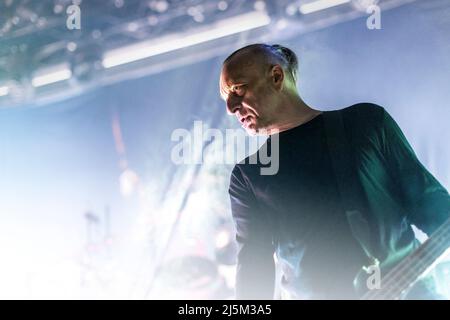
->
220;44;299;135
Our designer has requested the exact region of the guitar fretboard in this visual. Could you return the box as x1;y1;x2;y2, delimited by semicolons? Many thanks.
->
362;217;450;300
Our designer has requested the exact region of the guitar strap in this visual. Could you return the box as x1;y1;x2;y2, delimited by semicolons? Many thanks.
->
323;110;377;265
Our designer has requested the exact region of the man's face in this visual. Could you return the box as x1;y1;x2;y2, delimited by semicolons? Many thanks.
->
220;58;279;135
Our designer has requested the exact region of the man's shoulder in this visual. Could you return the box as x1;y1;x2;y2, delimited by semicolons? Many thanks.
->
230;156;259;179
336;102;387;133
339;102;385;120
229;146;269;191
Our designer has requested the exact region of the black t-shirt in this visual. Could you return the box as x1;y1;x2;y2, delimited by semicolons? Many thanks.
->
229;103;450;299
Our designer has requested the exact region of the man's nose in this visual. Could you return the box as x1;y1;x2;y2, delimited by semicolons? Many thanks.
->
226;95;241;115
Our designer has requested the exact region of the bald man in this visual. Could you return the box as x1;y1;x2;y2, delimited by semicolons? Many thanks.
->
220;44;450;299
220;44;321;135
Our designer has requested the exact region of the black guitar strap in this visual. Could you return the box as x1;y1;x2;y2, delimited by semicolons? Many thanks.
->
323;110;377;264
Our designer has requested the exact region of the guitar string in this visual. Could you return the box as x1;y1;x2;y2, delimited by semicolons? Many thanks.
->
363;219;450;299
364;221;450;299
375;233;450;299
366;220;450;299
366;221;450;299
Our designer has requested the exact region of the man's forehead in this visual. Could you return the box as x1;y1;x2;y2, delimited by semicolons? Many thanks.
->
221;67;246;85
225;51;261;73
221;58;261;84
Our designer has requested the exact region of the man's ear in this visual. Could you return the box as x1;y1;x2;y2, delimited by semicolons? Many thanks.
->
270;64;284;91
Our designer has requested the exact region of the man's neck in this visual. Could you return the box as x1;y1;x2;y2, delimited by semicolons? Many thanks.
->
268;97;322;133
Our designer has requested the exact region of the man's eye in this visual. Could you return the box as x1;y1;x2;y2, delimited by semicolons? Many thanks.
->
233;85;245;96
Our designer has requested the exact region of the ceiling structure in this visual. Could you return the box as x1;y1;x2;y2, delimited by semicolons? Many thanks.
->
0;0;427;108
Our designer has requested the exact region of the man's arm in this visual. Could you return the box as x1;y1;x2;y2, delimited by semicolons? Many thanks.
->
381;109;450;235
229;165;275;299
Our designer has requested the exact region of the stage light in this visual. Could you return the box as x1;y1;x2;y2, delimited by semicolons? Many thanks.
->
119;169;139;197
217;1;228;11
53;4;64;14
193;13;205;23
215;229;231;249
31;64;72;87
286;4;298;16
149;0;169;13
92;29;102;39
0;86;9;97
147;15;159;26
114;0;124;8
67;41;77;52
102;10;271;68
127;22;139;32
300;0;351;15
254;0;266;11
